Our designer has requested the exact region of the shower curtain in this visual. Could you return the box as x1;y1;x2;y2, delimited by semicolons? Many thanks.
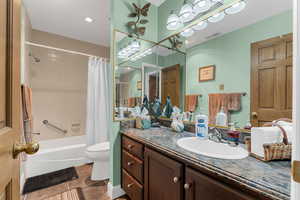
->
86;57;111;146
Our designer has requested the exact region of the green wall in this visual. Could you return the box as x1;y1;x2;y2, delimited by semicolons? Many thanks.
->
186;10;293;126
110;0;159;187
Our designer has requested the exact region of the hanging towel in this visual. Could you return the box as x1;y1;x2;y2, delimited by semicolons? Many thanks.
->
185;95;199;112
208;94;229;124
128;97;136;108
21;85;33;143
228;93;242;111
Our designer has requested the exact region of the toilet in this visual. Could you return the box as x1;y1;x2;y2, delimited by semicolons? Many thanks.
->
85;142;110;181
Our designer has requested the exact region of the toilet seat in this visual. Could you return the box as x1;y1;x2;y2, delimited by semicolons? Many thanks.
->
86;142;109;152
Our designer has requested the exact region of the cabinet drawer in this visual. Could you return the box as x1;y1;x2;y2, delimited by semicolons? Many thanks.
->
122;169;143;200
122;150;143;183
122;136;144;159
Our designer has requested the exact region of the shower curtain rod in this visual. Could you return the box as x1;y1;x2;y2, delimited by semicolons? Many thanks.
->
26;41;109;60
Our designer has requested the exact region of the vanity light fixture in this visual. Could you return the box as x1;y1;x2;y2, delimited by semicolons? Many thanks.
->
85;17;94;23
207;11;225;23
193;0;211;15
192;20;208;31
118;40;141;59
179;0;195;23
167;11;183;30
130;48;153;62
225;1;246;15
180;28;195;37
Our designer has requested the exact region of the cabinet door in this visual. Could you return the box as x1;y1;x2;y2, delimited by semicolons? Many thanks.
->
144;148;183;200
185;167;256;200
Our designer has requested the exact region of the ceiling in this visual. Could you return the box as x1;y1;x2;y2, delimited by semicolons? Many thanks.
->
23;0;110;47
23;0;292;49
186;0;293;48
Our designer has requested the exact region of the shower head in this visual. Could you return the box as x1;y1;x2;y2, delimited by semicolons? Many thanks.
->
29;53;41;63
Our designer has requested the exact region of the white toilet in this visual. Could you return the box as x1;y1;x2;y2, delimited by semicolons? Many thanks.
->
85;142;110;181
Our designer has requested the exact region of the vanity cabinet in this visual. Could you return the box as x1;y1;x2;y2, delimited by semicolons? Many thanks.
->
185;167;256;200
121;135;270;200
144;147;183;200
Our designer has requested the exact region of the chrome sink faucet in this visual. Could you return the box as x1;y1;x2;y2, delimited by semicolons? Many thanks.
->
208;127;227;143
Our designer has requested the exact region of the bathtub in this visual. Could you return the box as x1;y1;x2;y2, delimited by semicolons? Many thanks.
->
26;135;91;178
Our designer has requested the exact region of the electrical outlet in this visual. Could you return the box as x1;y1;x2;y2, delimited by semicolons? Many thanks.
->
219;84;224;91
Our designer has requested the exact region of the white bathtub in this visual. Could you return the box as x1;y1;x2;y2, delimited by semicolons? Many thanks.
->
26;136;91;178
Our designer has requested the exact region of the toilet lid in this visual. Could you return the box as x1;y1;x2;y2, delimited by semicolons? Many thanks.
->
87;142;110;152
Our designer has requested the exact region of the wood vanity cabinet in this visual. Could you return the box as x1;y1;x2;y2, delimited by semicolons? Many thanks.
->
184;167;256;200
121;135;268;200
144;147;183;200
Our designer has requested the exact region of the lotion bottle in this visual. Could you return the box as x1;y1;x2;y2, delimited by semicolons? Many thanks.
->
195;113;208;139
215;106;227;127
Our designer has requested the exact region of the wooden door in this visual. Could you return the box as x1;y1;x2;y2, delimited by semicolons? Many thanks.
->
251;34;293;126
148;75;157;102
161;64;180;107
144;148;183;200
185;167;255;200
0;0;21;199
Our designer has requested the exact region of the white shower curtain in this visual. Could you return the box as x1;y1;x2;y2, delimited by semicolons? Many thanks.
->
86;57;111;146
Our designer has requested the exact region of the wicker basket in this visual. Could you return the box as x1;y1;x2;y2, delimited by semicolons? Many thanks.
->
245;119;292;162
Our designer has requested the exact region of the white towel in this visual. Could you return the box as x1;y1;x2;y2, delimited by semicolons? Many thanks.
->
251;125;292;158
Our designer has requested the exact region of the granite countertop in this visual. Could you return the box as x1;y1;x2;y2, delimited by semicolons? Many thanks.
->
121;126;291;200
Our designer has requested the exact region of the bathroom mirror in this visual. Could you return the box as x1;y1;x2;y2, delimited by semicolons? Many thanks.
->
113;30;186;121
161;0;293;131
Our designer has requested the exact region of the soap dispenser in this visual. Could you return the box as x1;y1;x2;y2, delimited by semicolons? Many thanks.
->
215;106;228;127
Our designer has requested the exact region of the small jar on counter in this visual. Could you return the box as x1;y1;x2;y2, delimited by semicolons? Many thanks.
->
227;122;240;147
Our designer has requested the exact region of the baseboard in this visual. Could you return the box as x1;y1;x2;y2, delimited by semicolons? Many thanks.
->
107;182;125;199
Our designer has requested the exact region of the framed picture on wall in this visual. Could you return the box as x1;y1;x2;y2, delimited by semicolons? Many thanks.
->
137;81;142;90
199;65;215;82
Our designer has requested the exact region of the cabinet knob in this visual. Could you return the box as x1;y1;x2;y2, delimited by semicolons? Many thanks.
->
184;183;191;190
127;144;134;149
127;183;134;188
127;162;134;166
173;177;179;183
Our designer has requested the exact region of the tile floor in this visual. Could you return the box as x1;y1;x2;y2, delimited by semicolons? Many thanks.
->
23;164;129;200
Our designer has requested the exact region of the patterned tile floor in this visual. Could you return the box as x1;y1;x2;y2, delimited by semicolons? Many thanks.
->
23;164;129;200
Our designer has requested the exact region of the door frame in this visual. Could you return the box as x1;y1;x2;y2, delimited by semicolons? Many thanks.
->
292;0;300;198
142;63;162;102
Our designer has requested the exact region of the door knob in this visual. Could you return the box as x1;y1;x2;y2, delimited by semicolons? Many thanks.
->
13;142;39;159
252;112;258;118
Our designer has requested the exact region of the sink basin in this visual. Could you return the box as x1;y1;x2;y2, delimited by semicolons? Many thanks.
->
177;137;248;160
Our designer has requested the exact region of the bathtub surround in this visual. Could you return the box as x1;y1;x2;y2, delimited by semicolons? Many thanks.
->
28;30;109;141
86;57;111;146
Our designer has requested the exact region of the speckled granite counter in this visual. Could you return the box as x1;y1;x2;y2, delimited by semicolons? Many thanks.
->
121;127;291;200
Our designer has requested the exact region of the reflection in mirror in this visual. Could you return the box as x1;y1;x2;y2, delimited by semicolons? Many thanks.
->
115;66;142;120
113;30;186;121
